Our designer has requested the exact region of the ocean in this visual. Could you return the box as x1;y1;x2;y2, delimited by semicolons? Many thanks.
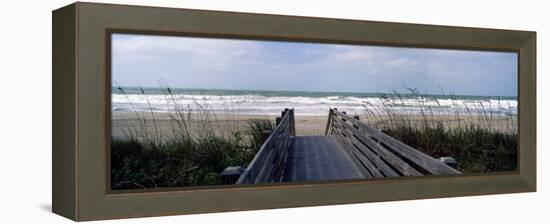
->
112;87;517;116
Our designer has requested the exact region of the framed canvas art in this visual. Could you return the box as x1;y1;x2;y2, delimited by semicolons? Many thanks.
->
52;2;536;221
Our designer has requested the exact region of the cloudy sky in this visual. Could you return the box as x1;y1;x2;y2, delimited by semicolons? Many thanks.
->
112;34;517;96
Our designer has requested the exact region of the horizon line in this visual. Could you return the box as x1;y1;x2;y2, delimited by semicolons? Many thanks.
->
112;85;517;98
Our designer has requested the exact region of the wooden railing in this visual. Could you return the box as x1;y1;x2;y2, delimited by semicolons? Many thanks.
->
325;108;461;178
236;108;295;184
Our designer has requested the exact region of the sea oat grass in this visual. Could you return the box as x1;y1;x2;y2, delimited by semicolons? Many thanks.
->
111;86;271;189
363;89;517;173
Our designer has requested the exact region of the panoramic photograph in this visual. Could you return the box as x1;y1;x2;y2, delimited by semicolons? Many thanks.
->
110;33;518;190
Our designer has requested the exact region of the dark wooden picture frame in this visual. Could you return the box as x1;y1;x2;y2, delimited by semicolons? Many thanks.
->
53;2;536;221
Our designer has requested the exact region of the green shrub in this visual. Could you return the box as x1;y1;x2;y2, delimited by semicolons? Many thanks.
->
111;86;272;189
362;89;517;173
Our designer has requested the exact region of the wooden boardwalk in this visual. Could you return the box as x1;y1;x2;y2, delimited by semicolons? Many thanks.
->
282;136;364;182
233;108;461;185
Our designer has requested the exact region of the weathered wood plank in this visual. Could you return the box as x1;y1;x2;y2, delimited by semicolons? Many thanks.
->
324;109;333;135
333;122;379;177
255;118;291;183
282;136;365;182
332;120;384;177
349;137;401;177
346;125;422;176
332;115;394;177
354;132;422;176
237;109;294;184
350;150;374;178
331;109;460;175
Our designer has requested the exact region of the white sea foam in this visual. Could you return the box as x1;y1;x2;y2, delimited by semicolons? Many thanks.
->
112;93;517;116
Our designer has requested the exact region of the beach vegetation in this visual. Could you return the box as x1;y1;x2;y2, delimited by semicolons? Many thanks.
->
111;86;273;189
361;88;517;173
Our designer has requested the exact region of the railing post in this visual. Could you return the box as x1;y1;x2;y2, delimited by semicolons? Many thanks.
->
237;108;297;185
341;111;347;122
261;130;273;143
341;112;350;139
220;166;244;185
353;115;360;129
289;109;295;136
439;157;458;169
325;108;333;135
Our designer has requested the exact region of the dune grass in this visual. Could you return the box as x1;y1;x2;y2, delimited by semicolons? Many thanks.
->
361;89;517;173
111;85;273;190
112;84;518;189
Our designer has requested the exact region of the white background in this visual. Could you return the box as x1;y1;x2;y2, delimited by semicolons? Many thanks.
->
0;0;547;223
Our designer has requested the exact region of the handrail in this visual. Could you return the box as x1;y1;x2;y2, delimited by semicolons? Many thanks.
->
327;108;461;176
324;107;332;135
236;108;294;184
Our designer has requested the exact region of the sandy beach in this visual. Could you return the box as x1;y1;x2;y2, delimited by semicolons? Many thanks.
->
112;111;330;140
112;110;516;141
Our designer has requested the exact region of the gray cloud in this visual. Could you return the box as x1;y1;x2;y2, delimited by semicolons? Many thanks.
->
112;34;517;96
